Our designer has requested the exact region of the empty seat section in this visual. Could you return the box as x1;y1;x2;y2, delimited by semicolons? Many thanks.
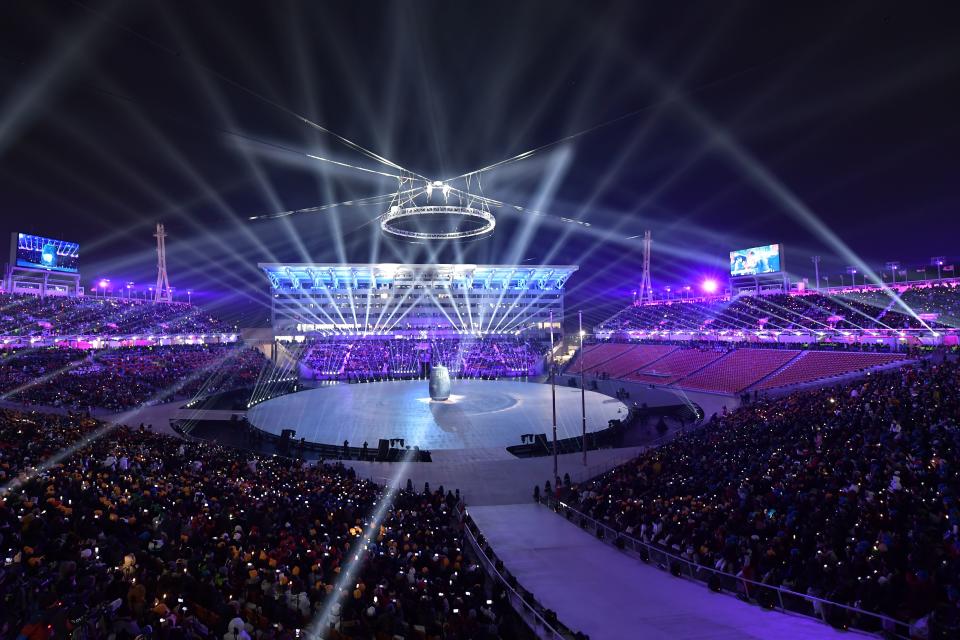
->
623;349;725;385
754;351;906;390
589;344;677;378
567;343;637;373
677;349;801;393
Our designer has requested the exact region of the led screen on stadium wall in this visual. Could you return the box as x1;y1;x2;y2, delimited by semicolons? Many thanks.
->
729;244;782;276
13;233;80;273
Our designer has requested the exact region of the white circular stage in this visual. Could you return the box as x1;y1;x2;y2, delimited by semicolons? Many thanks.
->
247;380;628;451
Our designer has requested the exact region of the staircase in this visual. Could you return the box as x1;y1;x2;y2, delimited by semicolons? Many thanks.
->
745;350;805;391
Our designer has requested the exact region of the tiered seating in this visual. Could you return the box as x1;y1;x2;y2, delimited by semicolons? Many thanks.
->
559;360;960;627
587;344;677;378
677;349;801;393
0;344;267;410
0;411;514;638
600;300;725;332
753;350;907;390
300;340;350;375
0;293;225;336
623;348;725;384
566;343;637;373
302;336;547;380
598;284;960;333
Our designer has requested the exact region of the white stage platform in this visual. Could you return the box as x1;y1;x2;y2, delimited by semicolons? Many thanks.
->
469;504;856;640
247;379;628;451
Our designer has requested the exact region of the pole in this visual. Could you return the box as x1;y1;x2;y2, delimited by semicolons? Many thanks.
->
811;256;820;291
579;310;586;467
886;262;899;286
549;311;558;486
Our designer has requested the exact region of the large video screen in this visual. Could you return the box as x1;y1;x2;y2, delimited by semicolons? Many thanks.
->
14;233;80;273
729;243;781;276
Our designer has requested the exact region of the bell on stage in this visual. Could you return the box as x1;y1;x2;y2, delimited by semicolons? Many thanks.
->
429;365;451;401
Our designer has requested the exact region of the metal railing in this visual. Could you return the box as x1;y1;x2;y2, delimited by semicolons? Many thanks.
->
578;448;645;481
461;511;569;640
540;496;911;639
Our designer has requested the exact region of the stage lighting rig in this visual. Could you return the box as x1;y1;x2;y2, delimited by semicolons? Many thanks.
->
379;175;497;242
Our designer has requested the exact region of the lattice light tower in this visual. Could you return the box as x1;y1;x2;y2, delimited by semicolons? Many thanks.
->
153;223;173;303
638;230;653;303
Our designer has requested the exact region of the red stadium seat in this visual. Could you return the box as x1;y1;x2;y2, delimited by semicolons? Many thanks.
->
676;349;802;393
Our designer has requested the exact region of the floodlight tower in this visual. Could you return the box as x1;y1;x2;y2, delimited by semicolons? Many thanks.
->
932;257;946;280
811;256;821;291
154;223;173;303
845;266;858;288
638;230;653;303
885;261;900;285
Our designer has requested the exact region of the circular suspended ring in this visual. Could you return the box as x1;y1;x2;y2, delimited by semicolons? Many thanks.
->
380;205;495;240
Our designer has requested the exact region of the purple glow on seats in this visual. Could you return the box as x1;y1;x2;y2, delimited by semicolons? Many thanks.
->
753;350;906;391
301;335;546;381
599;284;960;333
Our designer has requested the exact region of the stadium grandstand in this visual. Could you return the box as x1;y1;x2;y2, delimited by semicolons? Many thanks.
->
0;293;235;344
597;283;960;344
259;263;573;337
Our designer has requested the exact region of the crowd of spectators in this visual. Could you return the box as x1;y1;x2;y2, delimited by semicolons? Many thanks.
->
0;294;227;337
0;344;267;411
599;284;960;334
559;358;960;634
898;285;960;328
0;410;533;639
302;337;546;381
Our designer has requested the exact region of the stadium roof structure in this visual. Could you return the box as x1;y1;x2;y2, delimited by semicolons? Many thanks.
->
258;263;578;291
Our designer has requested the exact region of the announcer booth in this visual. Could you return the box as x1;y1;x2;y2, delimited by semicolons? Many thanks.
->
728;243;789;294
3;232;83;297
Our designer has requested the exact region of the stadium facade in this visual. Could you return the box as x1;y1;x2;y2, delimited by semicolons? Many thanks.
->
259;263;577;336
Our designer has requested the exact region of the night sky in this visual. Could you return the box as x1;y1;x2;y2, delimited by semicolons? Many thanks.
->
1;0;958;326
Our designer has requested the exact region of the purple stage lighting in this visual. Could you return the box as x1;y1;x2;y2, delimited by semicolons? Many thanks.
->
702;278;719;294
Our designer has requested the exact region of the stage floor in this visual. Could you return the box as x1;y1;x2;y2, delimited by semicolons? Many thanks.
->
247;379;628;451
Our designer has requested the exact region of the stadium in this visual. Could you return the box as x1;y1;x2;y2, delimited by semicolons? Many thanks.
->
1;2;959;640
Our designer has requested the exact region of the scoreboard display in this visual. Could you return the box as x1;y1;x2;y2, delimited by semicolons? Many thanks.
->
729;243;782;277
12;233;80;273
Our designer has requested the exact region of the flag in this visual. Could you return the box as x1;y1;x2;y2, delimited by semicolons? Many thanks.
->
943;264;955;272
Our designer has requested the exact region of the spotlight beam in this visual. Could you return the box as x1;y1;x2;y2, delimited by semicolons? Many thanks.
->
635;72;937;333
1;345;255;499
72;0;424;180
0;1;119;157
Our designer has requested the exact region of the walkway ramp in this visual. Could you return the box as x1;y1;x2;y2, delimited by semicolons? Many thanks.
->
468;503;853;640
